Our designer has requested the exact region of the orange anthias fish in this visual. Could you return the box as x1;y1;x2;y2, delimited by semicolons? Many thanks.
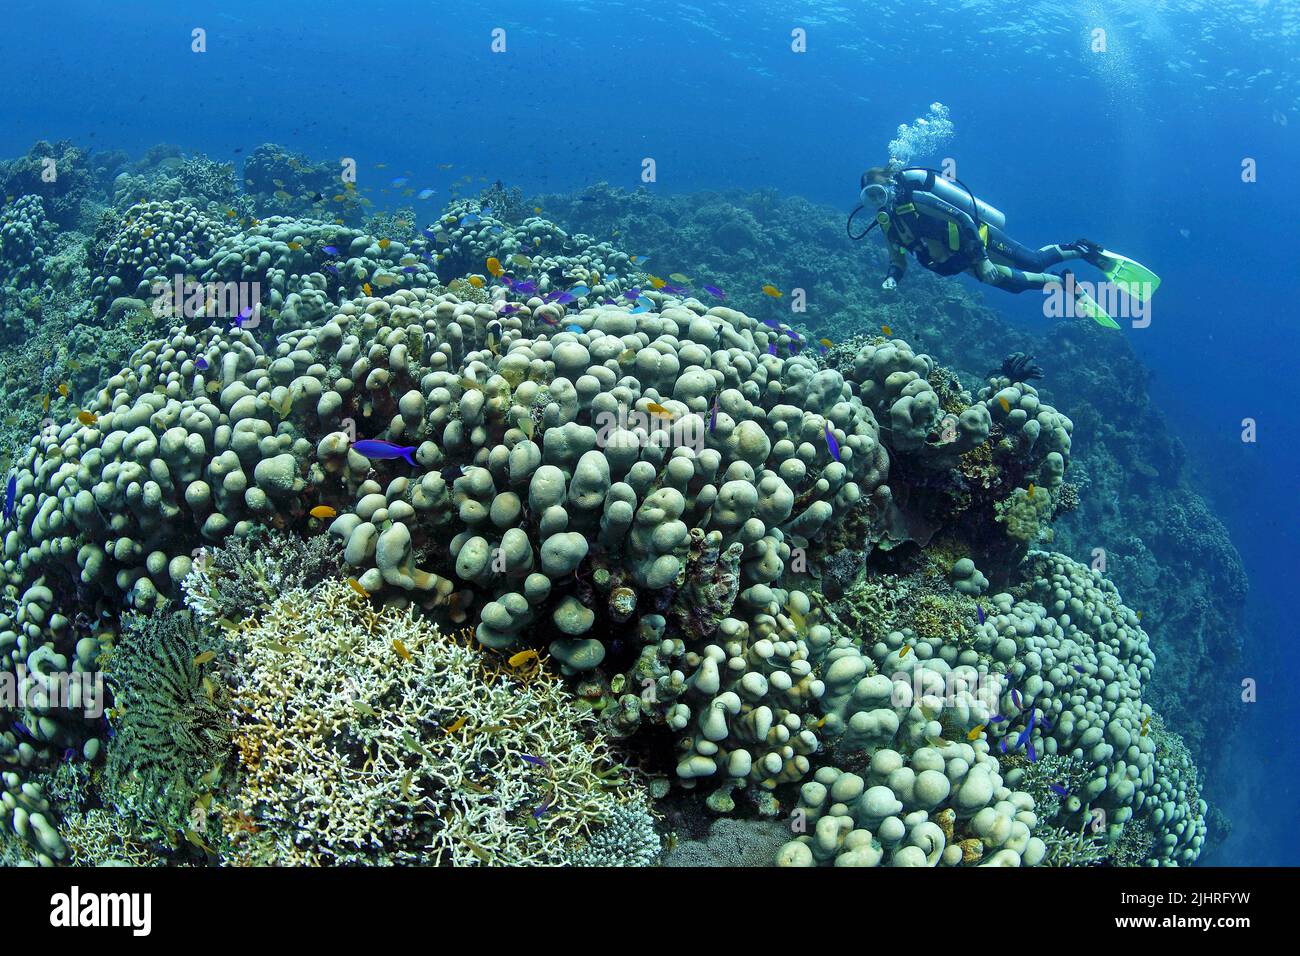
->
392;638;413;661
467;275;484;288
966;724;986;741
761;284;782;298
998;396;1011;413
486;256;503;278
378;238;392;250
57;383;69;397
77;411;97;426
362;282;373;296
881;325;892;336
899;644;912;659
646;402;672;417
309;505;337;519
346;577;370;598
1028;482;1036;499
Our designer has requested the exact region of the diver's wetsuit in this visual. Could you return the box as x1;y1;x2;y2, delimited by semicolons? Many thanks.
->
876;173;1085;293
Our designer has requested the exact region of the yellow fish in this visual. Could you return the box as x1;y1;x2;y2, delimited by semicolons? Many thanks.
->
1028;482;1036;499
57;383;69;397
42;394;49;414
785;604;808;633
1137;610;1144;621
998;396;1011;413
819;338;834;349
966;724;986;741
617;349;637;364
362;282;373;295
276;391;293;417
192;650;217;667
309;505;338;519
510;254;532;268
347;577;370;598
467;275;484;288
77;411;97;426
378;238;391;250
226;209;236;218
881;325;892;336
444;715;468;734
761;284;782;298
333;194;345;202
507;649;540;670
1140;715;1150;736
486;256;503;277
393;638;413;661
206;381;221;394
646;402;672;417
374;274;398;287
647;275;667;289
899;644;912;659
534;238;542;246
141;227;154;239
669;272;690;283
287;241;302;250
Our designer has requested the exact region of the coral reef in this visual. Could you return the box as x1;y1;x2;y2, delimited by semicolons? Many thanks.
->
222;577;638;866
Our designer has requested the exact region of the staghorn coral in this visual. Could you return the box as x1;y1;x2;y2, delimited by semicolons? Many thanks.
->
223;576;640;866
182;527;342;621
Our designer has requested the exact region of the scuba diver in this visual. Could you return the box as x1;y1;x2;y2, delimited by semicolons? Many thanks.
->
850;166;1160;329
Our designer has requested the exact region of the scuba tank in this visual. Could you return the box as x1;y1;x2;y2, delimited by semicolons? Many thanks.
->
896;167;1006;230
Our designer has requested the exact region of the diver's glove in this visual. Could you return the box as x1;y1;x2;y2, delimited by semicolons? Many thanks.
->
975;258;1000;284
881;277;897;291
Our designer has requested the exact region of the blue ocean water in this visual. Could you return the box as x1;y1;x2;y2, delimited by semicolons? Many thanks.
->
3;0;1296;866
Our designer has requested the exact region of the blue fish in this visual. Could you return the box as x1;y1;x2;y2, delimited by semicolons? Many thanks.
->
767;341;777;355
13;720;32;738
195;356;209;372
703;284;725;299
521;754;549;769
417;188;435;200
351;439;417;466
3;474;16;524
709;396;719;433
825;425;840;461
1049;783;1070;797
565;324;583;334
977;604;985;625
390;177;409;188
322;245;339;255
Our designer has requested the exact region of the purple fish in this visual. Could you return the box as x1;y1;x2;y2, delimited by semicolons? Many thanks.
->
403;266;417;273
989;714;1006;723
63;748;77;763
767;341;776;355
825;425;840;461
513;281;537;295
351;439;417;465
521;754;550;770
709;396;719;433
195;356;209;372
703;284;725;299
623;288;641;301
13;721;32;738
762;318;782;330
532;794;552;819
1010;688;1022;709
1074;665;1085;674
1049;783;1070;797
322;245;339;255
977;605;986;625
325;263;339;275
553;292;577;305
662;283;688;296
